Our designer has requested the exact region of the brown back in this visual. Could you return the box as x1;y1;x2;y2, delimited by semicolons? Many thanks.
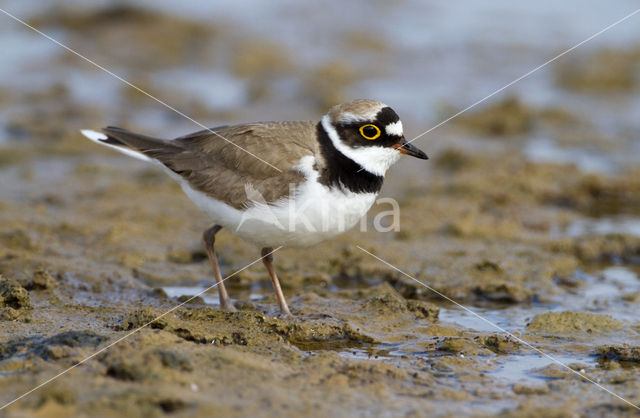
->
103;121;320;209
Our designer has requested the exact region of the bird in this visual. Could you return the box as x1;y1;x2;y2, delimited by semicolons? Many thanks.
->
81;99;428;316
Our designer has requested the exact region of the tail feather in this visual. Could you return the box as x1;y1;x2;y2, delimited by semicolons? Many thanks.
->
80;129;152;162
81;127;183;163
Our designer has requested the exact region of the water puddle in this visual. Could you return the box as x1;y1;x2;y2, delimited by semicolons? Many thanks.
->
524;137;618;174
161;282;268;307
338;347;392;360
438;304;548;333
490;353;597;384
307;342;395;359
162;285;221;306
564;216;640;237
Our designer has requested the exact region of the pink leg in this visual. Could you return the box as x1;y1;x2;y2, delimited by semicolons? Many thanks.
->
261;247;291;315
203;225;236;311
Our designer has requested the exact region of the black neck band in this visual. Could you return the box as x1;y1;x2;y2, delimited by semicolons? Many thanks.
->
315;122;384;194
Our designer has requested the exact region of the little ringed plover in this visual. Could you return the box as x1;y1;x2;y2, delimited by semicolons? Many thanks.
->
81;99;428;315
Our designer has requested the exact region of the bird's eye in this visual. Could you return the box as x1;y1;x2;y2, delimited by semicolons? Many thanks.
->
359;124;381;140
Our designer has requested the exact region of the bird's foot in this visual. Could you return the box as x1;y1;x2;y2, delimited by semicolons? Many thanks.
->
220;299;237;312
276;309;293;319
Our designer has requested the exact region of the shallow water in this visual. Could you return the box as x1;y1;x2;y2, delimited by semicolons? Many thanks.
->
490;353;597;384
564;217;640;238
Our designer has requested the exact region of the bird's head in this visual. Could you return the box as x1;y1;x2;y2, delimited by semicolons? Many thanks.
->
321;99;428;176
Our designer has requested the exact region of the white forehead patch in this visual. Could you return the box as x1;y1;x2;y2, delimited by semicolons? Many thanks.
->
385;121;403;137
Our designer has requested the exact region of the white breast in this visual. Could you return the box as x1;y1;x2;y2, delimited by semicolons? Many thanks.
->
177;155;377;248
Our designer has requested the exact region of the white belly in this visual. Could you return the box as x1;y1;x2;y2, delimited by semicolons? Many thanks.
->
177;156;377;248
181;176;376;248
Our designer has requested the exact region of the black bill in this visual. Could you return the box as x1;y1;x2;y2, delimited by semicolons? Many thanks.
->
393;139;428;160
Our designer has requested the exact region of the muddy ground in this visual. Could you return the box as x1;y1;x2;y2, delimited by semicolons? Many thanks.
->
1;3;640;418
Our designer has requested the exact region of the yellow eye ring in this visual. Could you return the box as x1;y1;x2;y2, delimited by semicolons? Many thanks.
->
359;124;381;140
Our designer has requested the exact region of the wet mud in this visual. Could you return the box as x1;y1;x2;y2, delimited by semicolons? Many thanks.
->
1;3;640;417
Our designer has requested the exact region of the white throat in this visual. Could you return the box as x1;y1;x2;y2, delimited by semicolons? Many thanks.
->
321;115;401;177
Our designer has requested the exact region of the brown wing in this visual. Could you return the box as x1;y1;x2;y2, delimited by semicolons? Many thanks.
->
102;121;319;209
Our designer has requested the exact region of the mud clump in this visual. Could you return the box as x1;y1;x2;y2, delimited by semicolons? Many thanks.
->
406;300;440;320
36;386;76;407
597;345;640;363
570;234;640;264
177;295;205;305
42;331;108;360
528;363;574;379
0;307;21;321
472;280;531;303
45;330;107;348
433;148;474;173
545;174;640;216
231;40;294;101
154;349;193;371
116;307;168;331
157;398;188;413
512;383;549;395
359;285;439;320
105;360;153;382
29;5;215;68
477;335;521;354
99;332;196;382
0;331;107;362
0;277;32;310
527;311;623;336
232;40;294;79
165;248;207;264
114;307;286;349
26;270;57;290
270;316;375;350
438;337;491;355
456;97;533;136
304;61;356;110
555;48;640;92
1;229;33;250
